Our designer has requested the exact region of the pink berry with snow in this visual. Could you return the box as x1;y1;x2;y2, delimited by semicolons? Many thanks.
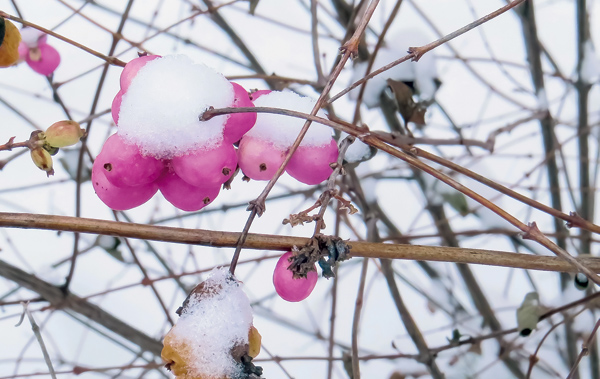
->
249;90;271;101
95;134;164;188
92;162;158;210
238;136;285;181
158;171;220;211
222;82;257;144
120;54;161;92
273;251;318;302
111;90;123;125
286;138;338;185
172;142;237;186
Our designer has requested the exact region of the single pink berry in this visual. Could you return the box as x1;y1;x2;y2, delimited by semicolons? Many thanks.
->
238;136;285;181
249;90;271;101
222;82;257;144
171;142;237;187
20;41;60;76
120;55;161;92
96;134;165;188
92;162;158;210
111;91;123;125
273;252;318;302
158;171;220;211
286;139;338;185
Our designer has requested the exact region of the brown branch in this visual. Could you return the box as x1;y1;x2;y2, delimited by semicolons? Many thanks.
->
2;212;600;274
0;259;163;356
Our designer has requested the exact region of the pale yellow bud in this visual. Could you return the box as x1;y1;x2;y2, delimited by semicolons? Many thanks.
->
44;120;85;148
30;147;54;177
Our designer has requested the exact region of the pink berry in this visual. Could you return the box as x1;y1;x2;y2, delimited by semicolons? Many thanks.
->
171;142;237;186
158;171;220;211
120;55;161;92
273;252;318;302
238;136;285;181
25;42;60;76
249;90;271;101
286;139;338;185
222;82;257;144
111;91;123;125
92;161;158;210
96;134;164;188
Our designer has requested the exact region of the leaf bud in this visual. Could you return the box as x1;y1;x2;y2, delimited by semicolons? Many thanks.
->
30;147;54;177
44;120;85;147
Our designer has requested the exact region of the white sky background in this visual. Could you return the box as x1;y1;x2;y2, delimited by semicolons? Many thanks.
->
0;0;599;378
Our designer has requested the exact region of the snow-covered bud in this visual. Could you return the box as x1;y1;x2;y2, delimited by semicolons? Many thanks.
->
30;147;54;177
44;120;84;147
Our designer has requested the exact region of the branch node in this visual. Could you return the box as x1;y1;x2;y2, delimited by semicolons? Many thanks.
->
522;222;541;240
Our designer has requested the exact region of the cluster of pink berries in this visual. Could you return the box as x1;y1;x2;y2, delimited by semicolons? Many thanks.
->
93;54;339;211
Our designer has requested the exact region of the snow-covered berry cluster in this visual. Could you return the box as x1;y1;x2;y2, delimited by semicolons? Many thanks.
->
239;90;338;185
94;54;256;211
93;54;339;211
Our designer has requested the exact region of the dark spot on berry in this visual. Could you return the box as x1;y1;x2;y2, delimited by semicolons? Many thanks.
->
222;167;231;176
520;328;532;337
103;163;112;172
259;163;267;171
203;197;211;204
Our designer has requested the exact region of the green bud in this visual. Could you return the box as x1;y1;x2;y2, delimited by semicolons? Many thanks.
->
517;292;541;337
44;120;85;148
30;147;54;177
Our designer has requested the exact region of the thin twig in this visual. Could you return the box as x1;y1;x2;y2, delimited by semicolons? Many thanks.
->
17;303;57;379
227;0;381;275
351;256;369;379
567;317;600;379
327;0;527;104
0;11;126;67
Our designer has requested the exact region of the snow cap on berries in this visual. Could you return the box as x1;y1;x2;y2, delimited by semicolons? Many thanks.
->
246;91;332;149
117;55;235;159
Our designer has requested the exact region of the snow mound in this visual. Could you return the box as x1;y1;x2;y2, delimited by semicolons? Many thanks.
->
168;267;254;378
246;91;332;149
118;55;234;158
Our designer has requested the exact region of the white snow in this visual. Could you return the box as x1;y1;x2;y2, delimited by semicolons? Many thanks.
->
342;132;372;163
581;39;599;85
19;27;45;48
349;29;438;108
117;55;234;158
169;267;254;379
246;91;332;148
